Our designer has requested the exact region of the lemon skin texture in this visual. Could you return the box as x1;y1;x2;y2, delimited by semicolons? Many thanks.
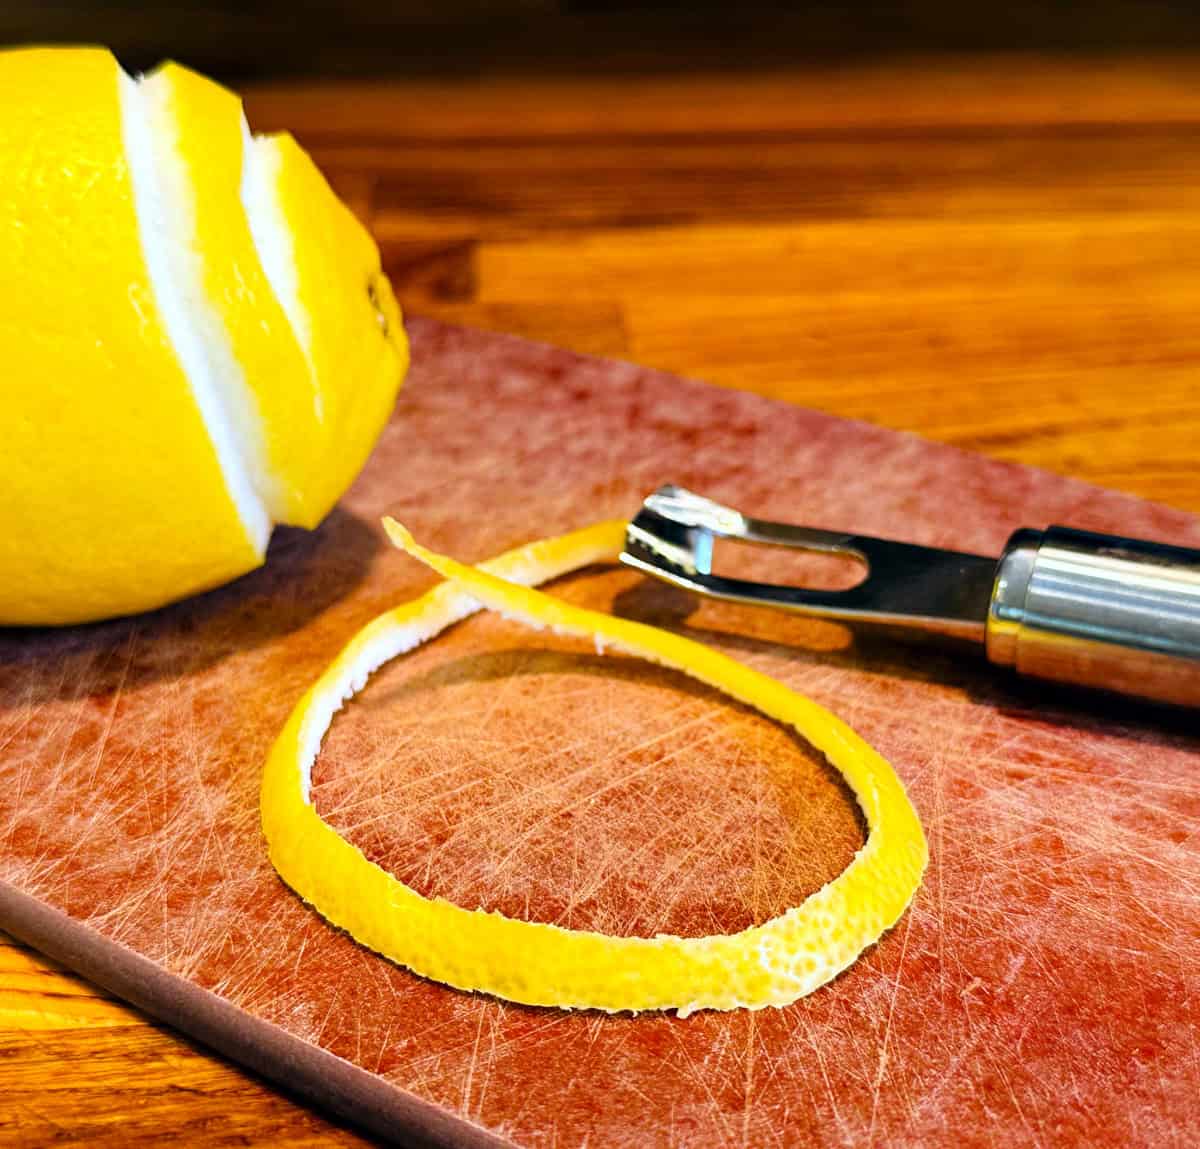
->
0;48;407;625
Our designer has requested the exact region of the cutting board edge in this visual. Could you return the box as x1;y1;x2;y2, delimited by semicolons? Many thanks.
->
0;877;512;1149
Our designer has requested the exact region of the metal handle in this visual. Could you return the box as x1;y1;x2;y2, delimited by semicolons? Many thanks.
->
987;526;1200;707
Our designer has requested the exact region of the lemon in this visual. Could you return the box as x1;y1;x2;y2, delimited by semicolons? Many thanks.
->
262;522;927;1014
0;48;407;625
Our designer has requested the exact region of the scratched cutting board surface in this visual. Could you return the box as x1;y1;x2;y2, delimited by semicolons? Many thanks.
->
2;316;1199;1147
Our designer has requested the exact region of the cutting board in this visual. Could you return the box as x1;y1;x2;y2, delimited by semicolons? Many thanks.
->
2;317;1198;1147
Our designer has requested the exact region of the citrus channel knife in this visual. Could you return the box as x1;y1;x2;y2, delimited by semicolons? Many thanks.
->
621;485;1200;708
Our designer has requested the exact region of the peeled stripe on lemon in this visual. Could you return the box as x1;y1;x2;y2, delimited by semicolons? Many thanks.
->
0;48;407;624
261;522;928;1014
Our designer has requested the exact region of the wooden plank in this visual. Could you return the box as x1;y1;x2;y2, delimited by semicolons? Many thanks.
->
345;130;1200;237
0;932;371;1145
244;61;1200;140
474;215;1200;301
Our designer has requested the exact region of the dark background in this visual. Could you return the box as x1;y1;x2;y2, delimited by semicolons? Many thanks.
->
4;2;1200;79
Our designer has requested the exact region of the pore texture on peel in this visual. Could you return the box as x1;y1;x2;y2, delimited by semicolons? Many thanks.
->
0;47;407;624
261;522;928;1015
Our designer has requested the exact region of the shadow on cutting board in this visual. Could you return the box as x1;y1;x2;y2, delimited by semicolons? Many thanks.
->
0;506;380;708
611;576;1200;749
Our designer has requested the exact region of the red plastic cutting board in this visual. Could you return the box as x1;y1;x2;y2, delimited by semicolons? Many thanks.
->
2;318;1198;1147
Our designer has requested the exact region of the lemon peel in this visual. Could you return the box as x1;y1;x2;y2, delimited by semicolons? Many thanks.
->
261;520;927;1014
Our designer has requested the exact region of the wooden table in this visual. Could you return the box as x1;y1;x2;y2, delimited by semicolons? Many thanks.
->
3;58;1199;1145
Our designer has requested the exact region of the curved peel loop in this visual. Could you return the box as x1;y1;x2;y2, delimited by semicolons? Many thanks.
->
261;521;928;1015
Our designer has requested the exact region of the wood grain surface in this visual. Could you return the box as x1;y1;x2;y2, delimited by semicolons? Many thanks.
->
3;58;1200;1145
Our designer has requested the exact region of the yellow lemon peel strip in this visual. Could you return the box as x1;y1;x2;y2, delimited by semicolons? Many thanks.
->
261;520;927;1015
